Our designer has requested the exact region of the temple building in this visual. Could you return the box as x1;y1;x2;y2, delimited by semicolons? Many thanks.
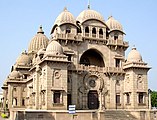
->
1;6;154;120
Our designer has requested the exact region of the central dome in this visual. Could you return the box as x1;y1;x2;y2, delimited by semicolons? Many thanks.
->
54;7;76;26
76;8;105;24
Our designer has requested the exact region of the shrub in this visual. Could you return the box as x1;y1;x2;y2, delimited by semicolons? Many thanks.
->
1;113;7;118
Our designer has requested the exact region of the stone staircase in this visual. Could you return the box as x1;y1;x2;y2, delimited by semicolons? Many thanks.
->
104;110;138;120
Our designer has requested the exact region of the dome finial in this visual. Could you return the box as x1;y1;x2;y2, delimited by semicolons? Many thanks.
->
63;6;68;11
108;15;113;19
88;0;91;9
132;45;136;50
37;25;44;34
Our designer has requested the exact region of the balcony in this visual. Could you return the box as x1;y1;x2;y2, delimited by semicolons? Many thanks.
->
55;33;82;41
107;39;129;48
69;64;124;74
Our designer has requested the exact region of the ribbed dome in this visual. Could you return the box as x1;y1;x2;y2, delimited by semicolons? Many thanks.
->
77;8;105;24
54;7;76;26
127;47;142;62
9;70;21;79
45;40;63;55
28;26;49;54
106;16;123;33
16;51;31;66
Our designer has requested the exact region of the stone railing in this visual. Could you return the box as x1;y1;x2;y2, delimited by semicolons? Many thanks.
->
69;64;124;74
99;34;103;39
84;33;105;40
56;33;82;41
107;39;129;47
104;67;124;73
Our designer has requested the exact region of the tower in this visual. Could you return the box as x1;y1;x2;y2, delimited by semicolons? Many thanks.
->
123;47;151;109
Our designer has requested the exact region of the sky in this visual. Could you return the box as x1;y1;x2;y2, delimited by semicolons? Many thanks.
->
0;0;156;91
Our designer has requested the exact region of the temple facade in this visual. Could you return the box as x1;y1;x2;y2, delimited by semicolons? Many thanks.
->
2;6;151;113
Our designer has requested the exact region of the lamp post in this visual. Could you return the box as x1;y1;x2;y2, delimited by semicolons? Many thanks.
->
148;89;152;109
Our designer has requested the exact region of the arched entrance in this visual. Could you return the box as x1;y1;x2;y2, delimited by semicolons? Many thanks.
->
80;49;105;67
88;90;99;109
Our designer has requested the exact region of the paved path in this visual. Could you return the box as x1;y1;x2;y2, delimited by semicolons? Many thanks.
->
0;116;9;120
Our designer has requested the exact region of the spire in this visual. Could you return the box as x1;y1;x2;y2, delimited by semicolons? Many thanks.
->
88;0;91;9
37;25;44;34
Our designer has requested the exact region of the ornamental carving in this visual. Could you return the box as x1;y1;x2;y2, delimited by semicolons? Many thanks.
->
137;74;143;90
89;79;96;88
54;69;61;79
82;71;105;91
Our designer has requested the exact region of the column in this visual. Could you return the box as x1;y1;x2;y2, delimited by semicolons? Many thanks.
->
96;27;99;38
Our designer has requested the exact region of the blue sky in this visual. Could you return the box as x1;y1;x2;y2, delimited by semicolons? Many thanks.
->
0;0;156;91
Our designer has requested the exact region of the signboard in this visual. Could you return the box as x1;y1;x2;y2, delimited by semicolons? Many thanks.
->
68;105;76;114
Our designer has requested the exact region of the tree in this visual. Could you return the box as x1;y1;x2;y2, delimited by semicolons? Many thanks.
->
151;91;157;107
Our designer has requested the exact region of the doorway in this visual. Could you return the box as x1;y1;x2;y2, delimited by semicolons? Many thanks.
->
88;91;99;109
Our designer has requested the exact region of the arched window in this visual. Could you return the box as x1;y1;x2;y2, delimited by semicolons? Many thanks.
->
99;29;103;38
92;28;96;37
126;93;130;104
85;26;89;37
114;33;118;40
66;26;71;33
22;98;25;106
13;98;17;106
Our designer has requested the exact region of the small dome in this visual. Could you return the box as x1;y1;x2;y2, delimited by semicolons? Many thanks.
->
9;70;21;79
28;26;49;54
16;51;31;66
54;7;76;26
77;8;105;24
106;16;123;33
3;79;8;86
127;47;142;62
45;40;63;55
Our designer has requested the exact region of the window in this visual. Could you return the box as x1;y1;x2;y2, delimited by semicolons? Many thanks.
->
13;98;17;106
126;93;130;104
13;87;17;91
99;29;103;38
115;59;121;67
85;26;89;37
24;74;27;79
116;94;120;104
92;28;96;37
114;34;118;40
66;27;71;33
85;26;89;33
54;91;61;103
22;98;25;106
139;93;144;104
67;55;72;61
